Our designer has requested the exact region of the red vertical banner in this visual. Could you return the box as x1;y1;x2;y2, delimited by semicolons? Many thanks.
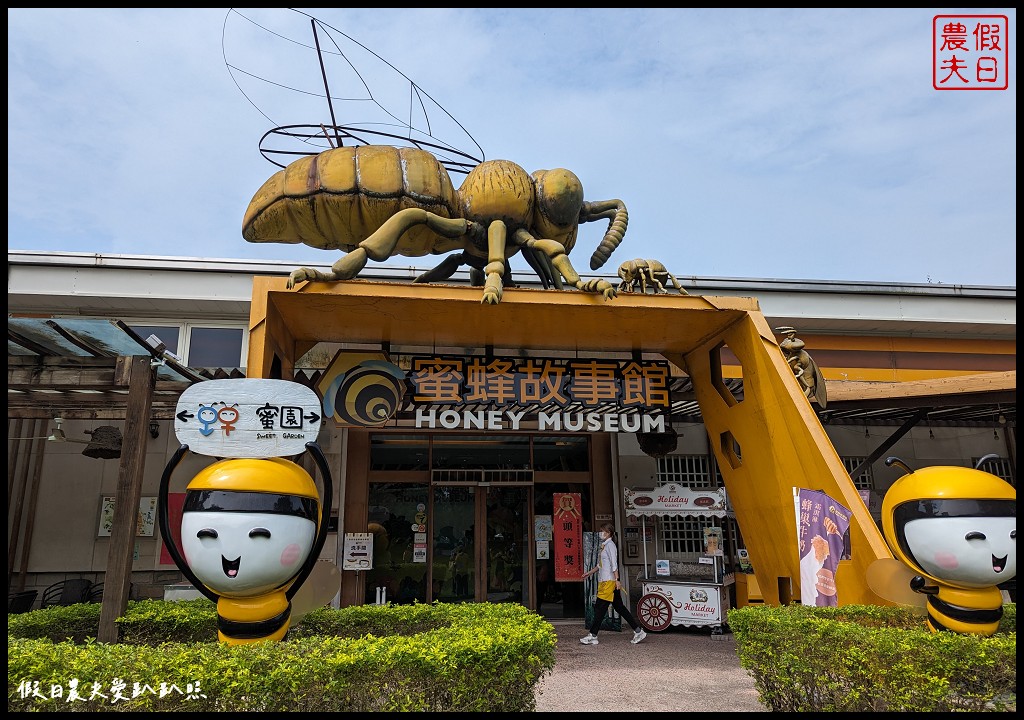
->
159;493;186;566
553;492;583;581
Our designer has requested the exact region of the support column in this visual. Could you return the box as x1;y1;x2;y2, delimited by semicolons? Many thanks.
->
98;355;154;643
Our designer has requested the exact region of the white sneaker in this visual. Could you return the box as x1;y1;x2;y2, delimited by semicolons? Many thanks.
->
579;633;599;645
631;629;647;644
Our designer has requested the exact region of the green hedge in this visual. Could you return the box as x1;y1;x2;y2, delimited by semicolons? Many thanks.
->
8;600;556;712
728;603;1016;712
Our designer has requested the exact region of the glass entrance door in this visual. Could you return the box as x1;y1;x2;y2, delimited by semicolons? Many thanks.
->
484;485;530;605
431;485;476;603
431;483;531;605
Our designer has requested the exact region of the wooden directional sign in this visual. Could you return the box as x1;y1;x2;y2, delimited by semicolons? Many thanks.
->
175;379;322;458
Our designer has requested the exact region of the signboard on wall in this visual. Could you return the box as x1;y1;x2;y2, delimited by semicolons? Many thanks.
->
98;495;157;537
623;484;728;517
410;356;671;409
315;349;675;432
703;526;724;556
552;493;583;581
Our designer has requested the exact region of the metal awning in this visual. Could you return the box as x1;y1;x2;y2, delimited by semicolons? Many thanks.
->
8;317;202;382
6;317;246;420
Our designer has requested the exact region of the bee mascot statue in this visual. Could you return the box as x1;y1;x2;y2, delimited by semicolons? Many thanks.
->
870;456;1016;636
159;379;335;645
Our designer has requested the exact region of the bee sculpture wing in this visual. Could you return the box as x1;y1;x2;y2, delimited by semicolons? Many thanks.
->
223;8;485;175
806;354;828;409
866;558;927;610
290;560;343;621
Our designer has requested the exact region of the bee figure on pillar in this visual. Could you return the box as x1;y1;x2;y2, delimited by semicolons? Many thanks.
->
775;326;827;409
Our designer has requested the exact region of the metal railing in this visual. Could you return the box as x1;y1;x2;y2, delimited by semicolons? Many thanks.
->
431;468;534;484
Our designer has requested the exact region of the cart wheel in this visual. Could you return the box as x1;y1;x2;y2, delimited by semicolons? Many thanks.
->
636;593;672;632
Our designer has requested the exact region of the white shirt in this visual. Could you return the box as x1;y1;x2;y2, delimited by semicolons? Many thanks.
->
597;538;618;582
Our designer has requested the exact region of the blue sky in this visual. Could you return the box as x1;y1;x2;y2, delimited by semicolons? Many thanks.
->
8;8;1017;286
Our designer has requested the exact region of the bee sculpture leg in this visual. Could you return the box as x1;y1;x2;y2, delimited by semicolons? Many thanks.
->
287;209;468;289
649;272;669;294
522;247;563;290
617;265;636;293
481;220;508;305
415;252;517;289
512;229;617;301
414;253;465;283
665;271;688;295
640;269;654;294
632;261;651;294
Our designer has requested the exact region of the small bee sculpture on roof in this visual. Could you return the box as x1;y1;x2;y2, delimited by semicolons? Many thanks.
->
616;258;688;295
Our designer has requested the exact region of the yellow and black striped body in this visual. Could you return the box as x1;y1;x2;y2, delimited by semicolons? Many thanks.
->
216;590;291;645
924;584;1004;636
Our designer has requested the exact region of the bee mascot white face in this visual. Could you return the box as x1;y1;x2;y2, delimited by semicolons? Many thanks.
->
180;457;320;644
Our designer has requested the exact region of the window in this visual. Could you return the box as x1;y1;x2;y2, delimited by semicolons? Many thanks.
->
973;456;1015;483
370;435;429;472
660;515;721;554
431;435;531;470
841;457;874;491
532;436;589;472
655;455;726;559
128;322;247;368
130;324;181;355
364;483;430;605
369;434;589;476
657;454;722;488
187;327;245;368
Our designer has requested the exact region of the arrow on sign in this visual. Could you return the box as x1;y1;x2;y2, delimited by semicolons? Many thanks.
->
176;410;194;422
305;412;321;423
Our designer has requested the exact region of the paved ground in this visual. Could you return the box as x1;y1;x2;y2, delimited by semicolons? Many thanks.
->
533;621;768;712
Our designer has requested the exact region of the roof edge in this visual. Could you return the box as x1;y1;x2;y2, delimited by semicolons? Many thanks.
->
8;249;1016;299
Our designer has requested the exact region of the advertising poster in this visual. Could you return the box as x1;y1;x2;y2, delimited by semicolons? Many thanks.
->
98;495;158;537
534;515;553;542
737;548;753;573
552;493;583;581
794;488;852;606
703;526;724;556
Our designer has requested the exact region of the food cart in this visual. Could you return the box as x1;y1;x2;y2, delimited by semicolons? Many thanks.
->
623;483;732;634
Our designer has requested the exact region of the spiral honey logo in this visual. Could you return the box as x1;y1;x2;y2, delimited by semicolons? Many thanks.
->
316;350;408;427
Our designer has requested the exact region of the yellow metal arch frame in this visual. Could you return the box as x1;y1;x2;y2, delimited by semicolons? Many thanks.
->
666;312;891;605
247;277;892;607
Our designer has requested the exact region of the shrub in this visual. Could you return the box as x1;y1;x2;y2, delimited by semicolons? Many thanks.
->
728;603;1016;712
8;601;556;712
